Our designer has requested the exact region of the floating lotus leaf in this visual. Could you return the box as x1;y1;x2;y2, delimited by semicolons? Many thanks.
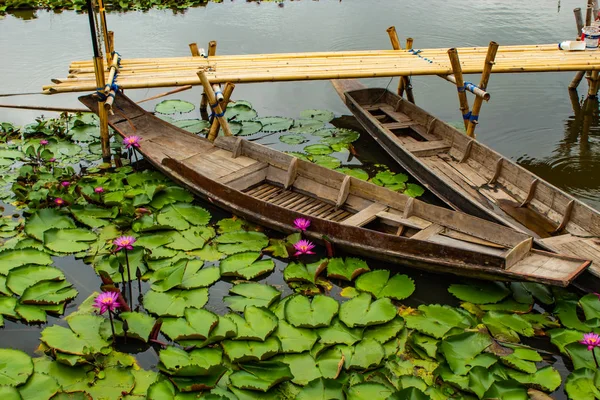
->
178;314;238;349
0;349;33;386
104;311;156;342
0;296;18;318
362;316;405;344
188;243;225;262
345;339;385;370
40;314;111;357
483;380;528;400
283;259;328;284
217;218;246;233
165;226;215;251
14;303;47;323
230;361;293;392
152;258;219;292
448;282;510;304
48;140;82;158
371;170;408;187
285;152;311;161
482;311;535;342
134;232;174;250
579;293;600;320
345;382;394;400
169;369;228;392
290;119;325;134
147;380;176;398
158;346;223;376
356;270;414;301
296;378;345;400
565;368;600;400
319;129;360;145
85;366;136;400
173;119;210;134
506;366;561;393
220;252;275;280
226;306;278;341
300;109;335;122
304;144;333;155
325;257;369;281
310;155;341;169
273;353;321;386
410;332;439;359
214;230;269;254
279;134;308;145
388;387;429;400
500;346;542;374
161;308;219;341
20;279;77;305
25;208;76;241
404;183;425;198
223;282;281;313
256;117;294;133
548;328;584;354
157;202;211;230
285;295;339;328
70;204;118;228
335;167;369;181
155;100;195;114
231;121;263;137
0;277;9;296
226;104;258;122
143;288;208;317
6;265;64;295
520;282;554;305
70;124;99;142
555;299;600;332
479;299;533;313
566;342;600;370
43;228;97;253
316;317;363;346
222;336;281;363
440;331;494;375
339;293;396;328
150;186;194;209
17;372;60;399
315;346;344;379
274;320;319;353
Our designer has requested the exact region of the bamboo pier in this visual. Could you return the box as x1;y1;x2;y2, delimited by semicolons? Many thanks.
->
44;43;600;94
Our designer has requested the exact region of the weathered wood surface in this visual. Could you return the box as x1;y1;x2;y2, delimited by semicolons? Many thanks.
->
79;91;591;286
332;79;600;279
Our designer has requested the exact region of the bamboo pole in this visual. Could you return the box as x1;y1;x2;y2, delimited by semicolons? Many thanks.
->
212;84;224;103
97;0;111;65
438;74;490;100
466;41;498;138
447;48;471;130
208;82;235;140
0;104;89;113
587;4;594;27
386;26;401;51
208;41;217;57
108;31;114;58
403;37;415;103
137;85;193;104
197;70;233;138
575;8;584;36
189;43;200;57
588;71;600;98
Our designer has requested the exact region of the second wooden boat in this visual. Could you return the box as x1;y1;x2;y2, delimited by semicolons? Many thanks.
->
332;79;600;279
79;91;590;286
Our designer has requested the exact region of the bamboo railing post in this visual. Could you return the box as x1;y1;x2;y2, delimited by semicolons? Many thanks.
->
586;1;594;27
403;37;415;103
575;7;584;36
189;43;200;57
386;26;401;51
97;0;111;65
208;41;217;57
208;82;235;140
466;41;498;138
197;70;233;139
108;31;114;58
447;48;471;130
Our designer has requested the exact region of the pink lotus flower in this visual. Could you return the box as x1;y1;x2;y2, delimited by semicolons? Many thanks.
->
123;135;141;149
114;235;136;252
595;293;600;300
40;140;48;146
293;239;316;256
580;333;600;351
48;158;56;163
93;291;120;314
94;187;104;193
54;198;65;206
293;218;311;231
61;181;70;187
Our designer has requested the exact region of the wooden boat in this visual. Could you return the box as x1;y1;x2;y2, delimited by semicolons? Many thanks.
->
332;79;600;280
79;92;591;286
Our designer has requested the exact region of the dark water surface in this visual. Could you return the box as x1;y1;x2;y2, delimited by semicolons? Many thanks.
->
0;1;596;397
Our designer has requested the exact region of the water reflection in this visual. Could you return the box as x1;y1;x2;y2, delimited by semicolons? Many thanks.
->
517;90;600;208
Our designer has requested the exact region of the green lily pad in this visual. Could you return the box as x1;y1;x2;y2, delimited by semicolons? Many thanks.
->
355;270;414;300
20;280;77;305
316;317;363;346
214;230;269;254
155;100;195;114
150;186;194;209
285;295;339;328
165;226;215;251
339;293;396;328
440;331;494;375
404;183;425;198
6;265;64;296
565;368;600;400
315;346;345;379
448;282;511;304
483;380;528;400
40;314;111;357
319;129;360;145
220;252;275;280
280;134;308;145
115;311;155;342
274;320;319;353
230;362;293;392
507;366;561;393
226;103;258;122
499;346;541;374
326;257;369;281
346;339;385;370
363;317;405;344
0;249;53;274
222;336;281;363
0;349;33;386
143;288;209;317
285;152;311;161
335;168;369;181
290;119;325;134
151;258;220;292
156;203;211;230
284;259;328;284
310;155;341;169
43;228;97;253
345;382;394;400
300;109;335;122
231;121;263;137
296;378;344;400
256;117;294;133
482;311;535;343
304;144;333;155
273;353;321;386
403;304;474;339
17;372;60;399
223;282;281;313
179;314;238;349
25;208;76;241
227;306;278;341
70;205;118;228
173;119;210;134
158;346;223;376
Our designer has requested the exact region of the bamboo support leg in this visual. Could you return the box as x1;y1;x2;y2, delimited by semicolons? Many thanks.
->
403;38;415;103
97;0;111;65
197;70;233;139
466;41;498;138
386;26;406;96
208;41;217;57
570;71;586;90
93;56;110;161
587;2;594;27
447;48;471;130
189;43;200;57
108;31;114;59
588;70;600;98
575;8;584;36
208;82;235;140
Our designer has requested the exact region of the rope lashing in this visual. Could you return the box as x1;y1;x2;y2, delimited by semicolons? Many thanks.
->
209;102;225;118
408;49;433;64
95;88;108;101
462;111;472;120
469;114;479;123
457;86;466;93
464;81;478;93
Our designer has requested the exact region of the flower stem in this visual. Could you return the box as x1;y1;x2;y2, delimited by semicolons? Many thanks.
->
108;310;116;343
125;250;133;310
593;348;599;369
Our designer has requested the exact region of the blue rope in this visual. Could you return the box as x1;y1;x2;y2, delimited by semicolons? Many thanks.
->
462;111;471;120
95;90;108;101
457;86;466;93
469;114;479;122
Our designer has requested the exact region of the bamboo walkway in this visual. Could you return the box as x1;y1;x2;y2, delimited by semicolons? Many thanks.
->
44;43;600;94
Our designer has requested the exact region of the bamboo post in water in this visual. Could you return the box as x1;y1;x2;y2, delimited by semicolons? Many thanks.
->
386;26;401;51
108;31;114;58
588;71;600;98
197;70;233;139
208;82;235;140
208;41;217;57
466;41;498;138
189;43;200;57
403;38;415;103
587;1;594;27
447;48;471;130
575;7;584;36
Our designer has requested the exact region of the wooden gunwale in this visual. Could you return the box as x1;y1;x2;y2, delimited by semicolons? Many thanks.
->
78;91;591;286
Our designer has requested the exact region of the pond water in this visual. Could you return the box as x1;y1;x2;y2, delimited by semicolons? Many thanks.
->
0;1;599;399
